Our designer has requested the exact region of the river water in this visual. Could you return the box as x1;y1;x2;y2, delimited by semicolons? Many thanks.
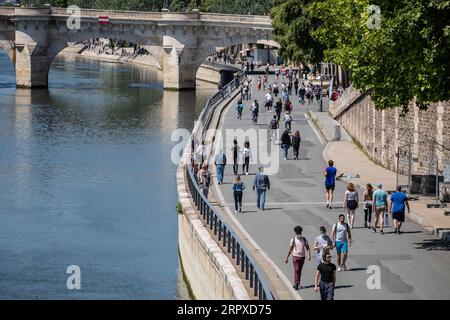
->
0;51;216;299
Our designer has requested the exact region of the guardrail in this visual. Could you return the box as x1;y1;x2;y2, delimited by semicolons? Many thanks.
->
184;70;275;300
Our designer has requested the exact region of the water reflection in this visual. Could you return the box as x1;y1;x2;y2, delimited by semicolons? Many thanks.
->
0;51;216;299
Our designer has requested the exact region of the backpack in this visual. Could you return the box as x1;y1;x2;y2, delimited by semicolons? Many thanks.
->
333;223;350;234
270;119;278;129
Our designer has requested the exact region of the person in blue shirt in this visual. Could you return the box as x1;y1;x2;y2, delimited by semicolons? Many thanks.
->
324;160;337;209
253;166;270;211
372;183;388;234
389;186;410;234
232;175;245;213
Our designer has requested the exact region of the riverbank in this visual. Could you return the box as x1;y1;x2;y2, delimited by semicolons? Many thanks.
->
58;44;236;85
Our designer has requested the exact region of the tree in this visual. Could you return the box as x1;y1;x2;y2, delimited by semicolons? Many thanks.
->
310;0;450;111
270;0;324;67
271;0;450;111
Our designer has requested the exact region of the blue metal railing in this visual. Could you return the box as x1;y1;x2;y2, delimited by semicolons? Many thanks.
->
184;70;274;300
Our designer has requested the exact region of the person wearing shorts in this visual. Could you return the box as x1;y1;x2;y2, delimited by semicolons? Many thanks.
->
332;214;352;271
389;186;410;234
324;160;337;209
372;183;388;234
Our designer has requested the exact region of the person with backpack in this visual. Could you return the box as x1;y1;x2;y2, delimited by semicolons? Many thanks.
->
343;182;359;229
269;115;279;143
253;166;270;211
285;225;311;290
214;149;227;185
280;130;292;160
363;183;374;229
230;139;240;175
232;175;245;213
291;130;301;160
332;214;352;272
197;164;211;198
236;99;244;120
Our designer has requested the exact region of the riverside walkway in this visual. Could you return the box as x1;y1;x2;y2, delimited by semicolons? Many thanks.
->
210;74;450;299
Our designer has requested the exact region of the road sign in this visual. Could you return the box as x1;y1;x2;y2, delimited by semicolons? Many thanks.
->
98;16;109;24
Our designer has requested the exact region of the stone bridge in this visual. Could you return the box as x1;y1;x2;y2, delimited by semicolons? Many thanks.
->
0;7;273;89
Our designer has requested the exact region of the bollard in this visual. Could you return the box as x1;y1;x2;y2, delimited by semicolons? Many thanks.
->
334;125;341;141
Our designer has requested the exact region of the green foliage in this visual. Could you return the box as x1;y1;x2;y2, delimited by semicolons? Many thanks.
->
273;0;450;112
176;202;183;215
270;0;324;66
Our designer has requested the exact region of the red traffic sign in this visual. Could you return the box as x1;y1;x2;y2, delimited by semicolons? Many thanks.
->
98;16;110;24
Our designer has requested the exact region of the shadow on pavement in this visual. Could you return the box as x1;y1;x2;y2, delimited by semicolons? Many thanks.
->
347;267;367;272
334;285;354;289
414;239;450;251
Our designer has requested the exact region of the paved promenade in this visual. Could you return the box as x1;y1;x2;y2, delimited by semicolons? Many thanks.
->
211;74;450;299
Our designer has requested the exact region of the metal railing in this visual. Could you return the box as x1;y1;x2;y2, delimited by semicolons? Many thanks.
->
184;70;274;300
185;165;274;300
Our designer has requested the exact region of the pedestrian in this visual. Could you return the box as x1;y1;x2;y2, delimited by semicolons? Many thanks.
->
372;183;388;234
197;164;211;198
314;252;336;300
285;225;311;290
275;98;283;121
269;115;279;143
324;160;337;209
306;86;312;105
214;149;226;185
256;76;261;90
389;186;410;234
242;141;252;176
264;91;273;111
253;166;270;211
232;175;245;213
291;130;301;160
363;183;374;229
251;99;259;125
196;140;207;167
343;182;359;229
331;214;352;271
284;111;293;132
298;84;306;104
280;130;291;160
231;139;240;175
236;99;244;119
313;226;333;265
294;77;299;95
314;85;321;102
273;82;279;98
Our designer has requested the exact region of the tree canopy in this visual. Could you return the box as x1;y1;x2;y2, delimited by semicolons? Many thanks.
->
271;0;450;111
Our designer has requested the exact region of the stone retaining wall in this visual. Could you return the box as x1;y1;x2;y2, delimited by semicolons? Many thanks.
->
335;96;450;176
